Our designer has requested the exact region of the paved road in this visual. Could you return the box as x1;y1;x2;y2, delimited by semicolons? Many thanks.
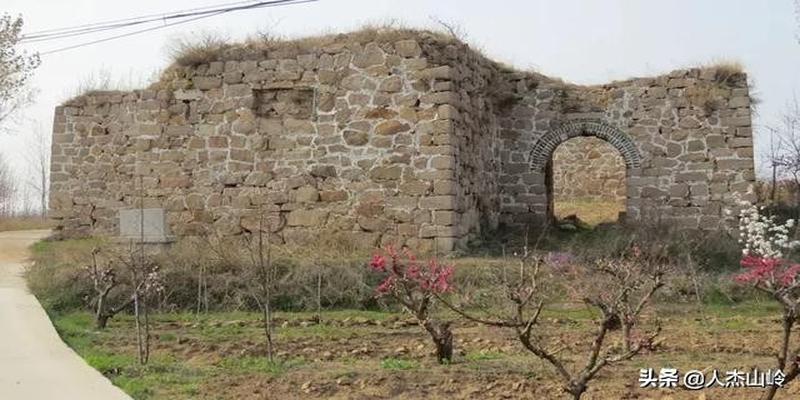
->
0;230;132;400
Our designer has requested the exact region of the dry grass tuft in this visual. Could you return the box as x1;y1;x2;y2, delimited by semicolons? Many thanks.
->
164;22;461;69
0;216;53;232
704;60;745;87
167;31;233;68
64;68;158;104
553;198;625;227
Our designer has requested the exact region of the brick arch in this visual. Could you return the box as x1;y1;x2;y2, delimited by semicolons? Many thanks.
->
529;120;641;171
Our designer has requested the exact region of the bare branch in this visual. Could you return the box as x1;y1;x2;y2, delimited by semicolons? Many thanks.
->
428;16;468;42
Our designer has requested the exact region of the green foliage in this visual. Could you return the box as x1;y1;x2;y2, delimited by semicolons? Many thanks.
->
52;311;206;399
465;350;504;362
0;13;40;128
380;357;418;370
215;356;303;375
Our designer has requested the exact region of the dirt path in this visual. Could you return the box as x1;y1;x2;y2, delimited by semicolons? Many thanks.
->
0;230;132;399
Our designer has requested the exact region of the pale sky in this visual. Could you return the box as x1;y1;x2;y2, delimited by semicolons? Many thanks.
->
2;0;799;205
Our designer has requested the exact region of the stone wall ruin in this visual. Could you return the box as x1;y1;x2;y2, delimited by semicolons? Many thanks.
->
49;29;756;252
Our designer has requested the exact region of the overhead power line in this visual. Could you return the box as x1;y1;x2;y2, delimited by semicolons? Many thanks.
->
24;0;316;56
20;0;259;42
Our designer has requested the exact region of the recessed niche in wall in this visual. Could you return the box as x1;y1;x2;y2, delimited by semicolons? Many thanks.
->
253;88;314;119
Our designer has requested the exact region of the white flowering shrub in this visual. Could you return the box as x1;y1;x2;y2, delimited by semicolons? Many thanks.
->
730;197;800;399
734;199;799;258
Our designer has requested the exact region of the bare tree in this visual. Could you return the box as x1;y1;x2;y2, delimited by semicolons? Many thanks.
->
240;206;280;362
772;130;781;202
0;14;40;132
202;204;287;362
440;247;665;400
0;154;16;216
768;97;800;205
86;248;131;330
24;122;49;216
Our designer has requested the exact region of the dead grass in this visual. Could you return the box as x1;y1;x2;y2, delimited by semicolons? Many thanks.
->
0;216;53;232
167;31;233;68
165;22;459;68
704;60;745;87
553;198;625;227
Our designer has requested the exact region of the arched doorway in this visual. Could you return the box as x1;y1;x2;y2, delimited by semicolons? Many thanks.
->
529;120;641;227
548;137;626;225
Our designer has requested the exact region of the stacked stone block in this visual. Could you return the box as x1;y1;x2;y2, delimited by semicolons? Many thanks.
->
50;30;755;250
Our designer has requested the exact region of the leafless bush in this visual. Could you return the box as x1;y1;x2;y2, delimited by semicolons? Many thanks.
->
85;247;128;330
441;246;667;399
429;16;468;42
84;244;161;334
767;97;800;206
197;210;288;361
23;123;49;216
166;30;231;67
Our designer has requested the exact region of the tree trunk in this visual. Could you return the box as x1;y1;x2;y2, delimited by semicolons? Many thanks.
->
762;312;797;400
762;384;779;400
567;381;587;400
434;333;453;364
424;320;453;364
771;163;777;204
621;322;631;353
95;313;109;330
134;291;144;365
142;294;150;364
95;296;107;329
263;303;274;362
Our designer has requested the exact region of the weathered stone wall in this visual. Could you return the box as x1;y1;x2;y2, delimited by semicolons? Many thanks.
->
50;29;755;250
50;32;471;253
447;46;504;247
552;137;626;202
496;67;755;230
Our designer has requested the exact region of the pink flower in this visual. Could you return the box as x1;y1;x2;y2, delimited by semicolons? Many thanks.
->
367;246;455;296
433;265;454;293
780;264;800;286
735;255;781;283
407;264;420;279
376;276;395;294
369;254;386;271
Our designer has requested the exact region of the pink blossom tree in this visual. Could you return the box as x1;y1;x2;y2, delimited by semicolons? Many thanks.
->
368;246;455;363
732;200;800;399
